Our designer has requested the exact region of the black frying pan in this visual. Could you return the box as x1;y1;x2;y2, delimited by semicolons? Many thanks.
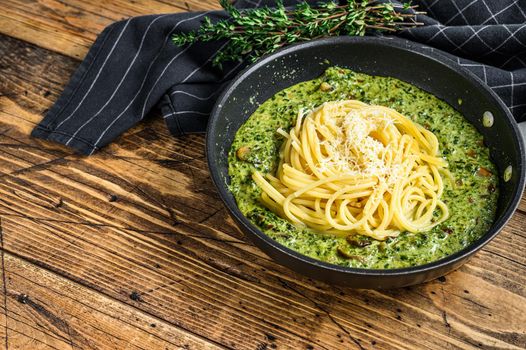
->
206;36;526;289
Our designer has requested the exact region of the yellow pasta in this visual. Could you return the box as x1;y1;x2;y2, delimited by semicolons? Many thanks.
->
252;100;450;240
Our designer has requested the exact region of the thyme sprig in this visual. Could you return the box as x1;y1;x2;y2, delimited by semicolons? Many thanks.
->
172;0;423;67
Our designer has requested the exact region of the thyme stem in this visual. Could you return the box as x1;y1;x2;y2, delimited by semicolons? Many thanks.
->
172;0;423;67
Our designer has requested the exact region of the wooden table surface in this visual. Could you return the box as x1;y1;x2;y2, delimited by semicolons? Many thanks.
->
0;1;525;349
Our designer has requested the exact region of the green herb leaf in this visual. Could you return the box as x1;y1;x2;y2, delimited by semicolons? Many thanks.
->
172;0;423;67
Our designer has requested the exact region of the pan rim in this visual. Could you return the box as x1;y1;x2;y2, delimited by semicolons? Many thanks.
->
206;35;526;277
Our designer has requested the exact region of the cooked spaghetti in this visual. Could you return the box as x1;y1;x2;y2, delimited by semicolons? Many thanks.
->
252;100;449;240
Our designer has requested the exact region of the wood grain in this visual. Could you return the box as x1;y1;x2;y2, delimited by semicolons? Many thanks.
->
0;220;8;350
2;253;222;350
0;0;221;59
0;1;525;349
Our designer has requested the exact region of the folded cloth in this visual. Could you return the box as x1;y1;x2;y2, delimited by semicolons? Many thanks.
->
31;0;526;155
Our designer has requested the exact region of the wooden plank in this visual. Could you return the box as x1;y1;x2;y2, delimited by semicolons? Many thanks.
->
0;35;525;350
0;0;221;59
0;219;7;350
2;252;222;350
519;191;526;213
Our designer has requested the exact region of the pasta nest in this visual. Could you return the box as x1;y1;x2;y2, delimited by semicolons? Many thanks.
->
253;100;449;240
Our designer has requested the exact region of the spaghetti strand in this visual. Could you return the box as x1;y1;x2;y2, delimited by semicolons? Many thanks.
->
252;100;449;240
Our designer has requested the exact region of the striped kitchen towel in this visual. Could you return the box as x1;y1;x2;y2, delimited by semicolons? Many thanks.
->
32;0;526;155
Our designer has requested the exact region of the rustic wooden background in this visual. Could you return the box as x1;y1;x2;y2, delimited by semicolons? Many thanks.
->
0;1;525;349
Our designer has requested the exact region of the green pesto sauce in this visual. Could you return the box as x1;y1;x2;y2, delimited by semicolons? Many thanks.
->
228;67;499;269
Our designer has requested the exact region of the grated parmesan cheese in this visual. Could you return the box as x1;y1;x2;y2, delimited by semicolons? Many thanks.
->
314;108;407;190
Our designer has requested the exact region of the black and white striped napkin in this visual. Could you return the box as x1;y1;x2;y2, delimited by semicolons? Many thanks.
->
32;0;526;155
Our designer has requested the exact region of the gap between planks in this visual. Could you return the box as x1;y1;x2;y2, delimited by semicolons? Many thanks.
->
0;249;231;350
